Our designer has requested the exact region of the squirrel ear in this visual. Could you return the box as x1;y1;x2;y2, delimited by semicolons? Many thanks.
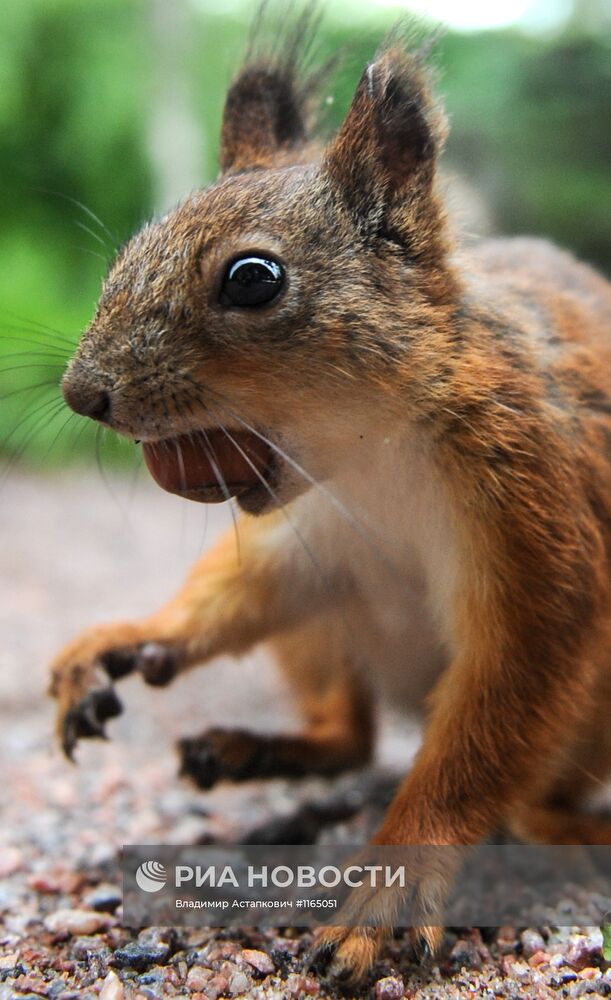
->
219;5;330;174
324;47;447;229
219;64;309;173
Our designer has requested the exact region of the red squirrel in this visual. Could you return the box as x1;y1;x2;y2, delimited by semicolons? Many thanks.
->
50;9;611;981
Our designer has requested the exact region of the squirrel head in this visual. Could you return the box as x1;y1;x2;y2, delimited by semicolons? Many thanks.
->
63;17;459;513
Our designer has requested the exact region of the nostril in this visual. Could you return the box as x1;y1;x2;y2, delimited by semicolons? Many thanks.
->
63;381;112;423
87;390;111;422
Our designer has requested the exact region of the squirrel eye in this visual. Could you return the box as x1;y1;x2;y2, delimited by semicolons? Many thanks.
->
220;255;284;307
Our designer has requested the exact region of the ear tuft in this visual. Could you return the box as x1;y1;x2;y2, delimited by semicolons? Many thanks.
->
324;41;447;232
219;2;334;174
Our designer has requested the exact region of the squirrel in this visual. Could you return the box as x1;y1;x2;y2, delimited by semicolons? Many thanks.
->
49;7;611;982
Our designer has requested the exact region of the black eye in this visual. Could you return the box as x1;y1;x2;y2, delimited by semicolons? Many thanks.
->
220;255;285;308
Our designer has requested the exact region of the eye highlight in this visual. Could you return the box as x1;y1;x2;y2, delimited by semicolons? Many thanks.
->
219;255;285;308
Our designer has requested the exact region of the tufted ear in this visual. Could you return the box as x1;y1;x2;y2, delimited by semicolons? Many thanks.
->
323;46;447;240
219;5;329;174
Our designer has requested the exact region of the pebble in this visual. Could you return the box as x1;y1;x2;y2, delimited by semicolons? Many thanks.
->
579;967;601;980
111;941;171;971
83;883;122;913
185;966;213;991
71;935;111;959
528;950;550;967
521;929;546;957
566;933;603;970
99;970;124;1000
374;975;405;1000
44;909;114;936
241;948;275;975
229;970;251;995
206;973;230;999
448;937;483;970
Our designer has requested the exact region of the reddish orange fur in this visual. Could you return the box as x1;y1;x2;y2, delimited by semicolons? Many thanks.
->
49;13;611;983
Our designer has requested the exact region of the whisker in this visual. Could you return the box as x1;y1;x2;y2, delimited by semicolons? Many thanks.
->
1;391;65;454
0;348;71;362
0;363;67;375
72;245;109;265
35;188;118;248
74;219;109;250
199;429;242;563
174;437;188;494
198;385;388;560
92;425;128;516
217;421;340;596
0;380;63;401
46;408;80;458
0;397;68;483
0;313;79;349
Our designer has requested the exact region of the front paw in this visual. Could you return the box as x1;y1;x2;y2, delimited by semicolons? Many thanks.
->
307;852;448;984
49;623;180;758
309;925;387;985
310;923;442;985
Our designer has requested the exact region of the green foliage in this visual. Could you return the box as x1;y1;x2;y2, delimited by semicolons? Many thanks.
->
0;0;609;467
603;914;611;961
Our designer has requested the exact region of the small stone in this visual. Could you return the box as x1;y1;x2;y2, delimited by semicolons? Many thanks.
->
186;966;213;991
71;935;111;960
506;959;531;979
241;948;274;975
375;975;405;1000
579;967;601;980
448;937;482;970
111;940;170;971
528;949;550;967
566;933;603;971
286;974;307;996
206;973;230;999
99;970;124;1000
521;929;546;958
229;971;250;995
283;972;320;997
83;883;121;913
44;909;114;936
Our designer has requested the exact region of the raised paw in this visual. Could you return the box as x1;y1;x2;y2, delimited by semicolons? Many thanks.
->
49;621;182;759
178;728;273;789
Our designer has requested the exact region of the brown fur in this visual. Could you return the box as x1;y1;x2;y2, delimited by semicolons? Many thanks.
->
50;11;611;983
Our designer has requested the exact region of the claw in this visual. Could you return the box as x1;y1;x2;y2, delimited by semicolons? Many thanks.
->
305;938;337;976
61;687;123;760
411;935;432;962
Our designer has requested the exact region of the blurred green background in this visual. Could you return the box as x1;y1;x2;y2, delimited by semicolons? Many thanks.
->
0;0;610;468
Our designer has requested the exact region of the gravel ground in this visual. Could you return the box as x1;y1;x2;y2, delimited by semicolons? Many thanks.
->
1;468;610;1000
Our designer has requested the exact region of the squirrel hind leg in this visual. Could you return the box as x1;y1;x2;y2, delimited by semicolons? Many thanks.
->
178;616;375;789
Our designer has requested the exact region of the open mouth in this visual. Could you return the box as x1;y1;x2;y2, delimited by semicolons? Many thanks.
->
142;428;275;505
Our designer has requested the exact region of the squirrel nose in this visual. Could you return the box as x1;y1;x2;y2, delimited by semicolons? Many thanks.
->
63;380;111;423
